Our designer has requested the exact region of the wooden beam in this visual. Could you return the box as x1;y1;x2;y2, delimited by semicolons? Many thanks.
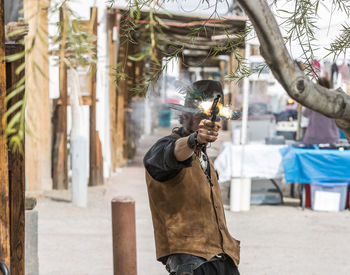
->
115;21;128;168
118;8;246;28
56;95;95;106
89;7;103;186
178;56;183;74
0;0;10;269
183;56;220;68
230;51;241;107
107;9;118;172
53;6;68;189
24;0;51;192
219;59;228;104
123;48;134;161
149;48;163;132
220;60;225;85
5;44;26;275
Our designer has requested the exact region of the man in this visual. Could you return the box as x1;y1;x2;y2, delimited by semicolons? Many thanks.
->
302;77;339;144
144;80;240;275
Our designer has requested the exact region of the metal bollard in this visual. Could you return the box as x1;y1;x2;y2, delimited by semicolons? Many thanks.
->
111;197;137;275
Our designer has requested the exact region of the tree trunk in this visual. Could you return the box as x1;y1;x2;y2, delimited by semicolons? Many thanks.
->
237;0;350;143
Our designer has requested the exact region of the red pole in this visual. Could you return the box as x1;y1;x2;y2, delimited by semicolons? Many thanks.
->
111;197;137;275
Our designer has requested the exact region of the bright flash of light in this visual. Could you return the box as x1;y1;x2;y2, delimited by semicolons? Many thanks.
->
199;101;238;119
199;101;213;116
218;105;232;118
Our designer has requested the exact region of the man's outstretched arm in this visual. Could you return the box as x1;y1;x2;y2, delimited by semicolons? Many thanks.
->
174;119;221;161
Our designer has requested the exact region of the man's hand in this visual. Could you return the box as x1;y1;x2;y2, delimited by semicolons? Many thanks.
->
196;119;221;144
5;21;29;42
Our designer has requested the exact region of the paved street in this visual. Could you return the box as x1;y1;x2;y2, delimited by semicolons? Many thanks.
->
36;126;350;275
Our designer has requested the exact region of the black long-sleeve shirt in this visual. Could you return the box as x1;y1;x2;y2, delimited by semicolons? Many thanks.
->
143;128;193;182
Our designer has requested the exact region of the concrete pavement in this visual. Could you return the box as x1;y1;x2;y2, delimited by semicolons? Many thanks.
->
36;126;350;275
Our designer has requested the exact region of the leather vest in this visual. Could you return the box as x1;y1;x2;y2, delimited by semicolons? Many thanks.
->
145;133;240;266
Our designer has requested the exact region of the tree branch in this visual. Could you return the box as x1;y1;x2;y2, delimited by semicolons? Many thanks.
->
237;0;350;142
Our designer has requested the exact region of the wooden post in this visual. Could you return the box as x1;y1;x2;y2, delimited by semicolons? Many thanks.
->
0;0;10;268
220;59;230;130
220;60;225;86
24;0;51;192
226;55;232;105
89;7;103;186
107;9;118;172
53;7;68;189
231;49;244;107
296;104;302;140
123;41;140;161
111;197;137;275
178;56;183;75
5;44;26;275
115;21;128;168
124;54;145;160
219;59;229;105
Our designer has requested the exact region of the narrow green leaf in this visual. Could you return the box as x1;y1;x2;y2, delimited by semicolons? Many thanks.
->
15;62;26;75
278;9;291;14
155;16;169;29
33;62;49;80
8;135;23;154
6;112;21;135
128;52;148;61
5;84;25;104
5;100;23;118
6;51;25;62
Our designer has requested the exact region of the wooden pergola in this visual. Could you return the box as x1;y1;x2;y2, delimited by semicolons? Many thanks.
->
131;10;246;54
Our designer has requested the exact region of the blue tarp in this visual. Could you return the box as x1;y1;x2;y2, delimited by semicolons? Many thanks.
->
280;146;350;183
